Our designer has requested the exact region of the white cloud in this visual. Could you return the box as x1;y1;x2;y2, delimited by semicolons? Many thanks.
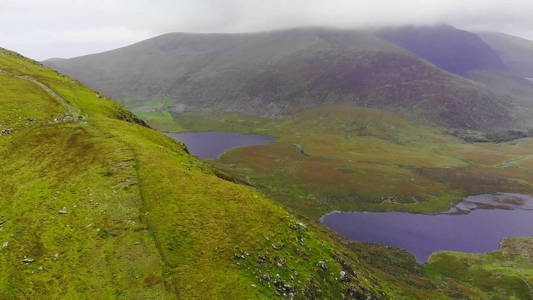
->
1;0;533;60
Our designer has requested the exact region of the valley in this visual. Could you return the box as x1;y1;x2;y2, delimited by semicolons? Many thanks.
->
3;22;533;299
162;105;533;298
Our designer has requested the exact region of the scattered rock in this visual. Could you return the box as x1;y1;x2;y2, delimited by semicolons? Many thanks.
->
234;253;245;260
53;113;73;123
2;242;7;248
276;257;286;268
258;255;267;264
22;258;34;264
317;261;327;271
273;280;284;288
284;284;294;292
293;143;308;156
346;287;364;299
272;244;284;250
339;271;350;283
1;128;14;135
295;221;306;228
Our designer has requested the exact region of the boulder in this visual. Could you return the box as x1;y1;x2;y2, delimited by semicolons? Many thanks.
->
317;261;327;271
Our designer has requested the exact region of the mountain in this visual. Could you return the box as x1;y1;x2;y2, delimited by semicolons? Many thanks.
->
478;32;533;78
0;47;386;298
379;24;506;75
378;26;533;132
44;27;520;132
5;35;533;298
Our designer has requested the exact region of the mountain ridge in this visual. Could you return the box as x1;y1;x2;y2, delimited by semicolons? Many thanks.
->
379;24;506;75
43;26;520;132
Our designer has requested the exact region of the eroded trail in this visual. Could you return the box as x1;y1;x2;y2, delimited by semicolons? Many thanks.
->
0;69;79;119
499;154;533;167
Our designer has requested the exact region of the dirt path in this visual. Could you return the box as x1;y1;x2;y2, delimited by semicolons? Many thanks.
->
519;276;533;299
498;154;533;168
0;69;79;120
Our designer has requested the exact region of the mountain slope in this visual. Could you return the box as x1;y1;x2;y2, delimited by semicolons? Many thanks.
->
0;47;386;298
379;25;506;75
478;32;533;78
44;27;517;132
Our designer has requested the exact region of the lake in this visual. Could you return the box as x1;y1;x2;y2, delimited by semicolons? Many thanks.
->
164;131;277;159
321;193;533;263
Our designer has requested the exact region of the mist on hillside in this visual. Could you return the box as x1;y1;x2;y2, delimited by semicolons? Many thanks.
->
2;0;533;60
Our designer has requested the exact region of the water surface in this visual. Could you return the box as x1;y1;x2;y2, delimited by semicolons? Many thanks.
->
321;193;533;263
165;131;276;159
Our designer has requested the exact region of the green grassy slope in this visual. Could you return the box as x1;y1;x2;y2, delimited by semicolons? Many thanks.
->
0;48;388;298
426;237;533;299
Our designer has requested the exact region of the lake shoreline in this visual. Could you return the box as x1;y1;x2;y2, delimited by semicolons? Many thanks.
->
321;193;533;263
164;131;277;159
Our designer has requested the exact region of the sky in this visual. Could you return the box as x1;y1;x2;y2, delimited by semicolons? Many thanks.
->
1;0;533;60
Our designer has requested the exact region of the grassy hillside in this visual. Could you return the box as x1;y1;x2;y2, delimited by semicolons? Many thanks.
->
426;237;533;299
0;47;389;299
44;27;518;132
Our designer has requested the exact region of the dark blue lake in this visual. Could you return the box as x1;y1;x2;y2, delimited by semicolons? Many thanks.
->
321;193;533;263
165;131;276;159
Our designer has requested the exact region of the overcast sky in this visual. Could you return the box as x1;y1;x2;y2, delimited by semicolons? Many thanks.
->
2;0;533;60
